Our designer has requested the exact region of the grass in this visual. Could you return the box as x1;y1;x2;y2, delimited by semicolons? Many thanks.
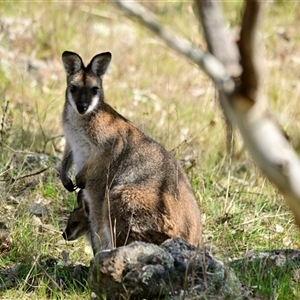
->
0;1;300;299
231;249;300;299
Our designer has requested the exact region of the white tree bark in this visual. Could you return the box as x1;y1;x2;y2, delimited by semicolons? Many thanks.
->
115;0;300;228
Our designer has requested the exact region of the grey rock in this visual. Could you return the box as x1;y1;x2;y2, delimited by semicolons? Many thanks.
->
89;238;242;299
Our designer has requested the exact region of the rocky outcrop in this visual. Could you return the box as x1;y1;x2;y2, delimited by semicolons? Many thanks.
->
89;238;242;299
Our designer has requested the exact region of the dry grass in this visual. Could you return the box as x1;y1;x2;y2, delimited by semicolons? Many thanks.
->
0;1;300;299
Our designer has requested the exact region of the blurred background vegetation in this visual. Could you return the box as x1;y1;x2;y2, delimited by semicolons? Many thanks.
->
0;1;300;299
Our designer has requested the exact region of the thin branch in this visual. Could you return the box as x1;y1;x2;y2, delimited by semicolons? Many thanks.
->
194;0;241;78
43;134;64;153
194;0;242;153
114;0;235;94
18;243;63;293
3;167;50;183
17;167;49;180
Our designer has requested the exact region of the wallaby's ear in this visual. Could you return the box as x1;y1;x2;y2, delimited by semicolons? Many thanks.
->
62;51;83;76
89;52;112;77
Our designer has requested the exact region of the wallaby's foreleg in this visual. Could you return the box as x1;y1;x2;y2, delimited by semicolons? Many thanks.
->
60;141;76;192
75;166;87;190
75;156;101;189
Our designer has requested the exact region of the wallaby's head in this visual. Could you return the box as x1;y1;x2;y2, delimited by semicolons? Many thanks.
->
62;51;111;115
62;190;90;241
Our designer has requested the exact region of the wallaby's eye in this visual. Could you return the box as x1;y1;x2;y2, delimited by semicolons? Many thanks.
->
70;85;77;93
72;221;79;228
91;87;98;95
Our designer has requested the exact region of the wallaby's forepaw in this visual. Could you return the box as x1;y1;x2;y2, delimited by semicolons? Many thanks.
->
63;177;77;192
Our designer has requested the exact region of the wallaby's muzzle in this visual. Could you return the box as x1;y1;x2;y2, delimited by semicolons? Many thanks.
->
62;229;75;241
77;102;88;114
76;91;89;114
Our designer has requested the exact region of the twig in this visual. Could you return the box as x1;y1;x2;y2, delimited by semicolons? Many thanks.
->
8;167;50;183
3;146;40;155
18;245;63;293
80;5;116;20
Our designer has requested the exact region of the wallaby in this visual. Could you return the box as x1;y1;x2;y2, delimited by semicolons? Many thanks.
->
60;51;202;255
62;190;90;242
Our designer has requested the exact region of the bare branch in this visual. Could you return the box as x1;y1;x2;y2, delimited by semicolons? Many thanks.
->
194;0;242;152
114;0;235;94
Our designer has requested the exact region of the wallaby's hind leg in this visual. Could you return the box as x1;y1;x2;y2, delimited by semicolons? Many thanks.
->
89;219;112;254
106;186;201;247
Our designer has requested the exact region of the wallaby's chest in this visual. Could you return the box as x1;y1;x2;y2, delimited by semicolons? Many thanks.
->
63;112;95;173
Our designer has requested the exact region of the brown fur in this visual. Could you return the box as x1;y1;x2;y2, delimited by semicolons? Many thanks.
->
60;51;202;255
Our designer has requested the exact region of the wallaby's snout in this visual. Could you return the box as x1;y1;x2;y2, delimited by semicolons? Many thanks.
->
62;228;72;241
77;90;89;114
67;81;99;116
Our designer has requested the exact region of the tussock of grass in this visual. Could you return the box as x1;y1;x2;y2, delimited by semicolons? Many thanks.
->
0;1;300;299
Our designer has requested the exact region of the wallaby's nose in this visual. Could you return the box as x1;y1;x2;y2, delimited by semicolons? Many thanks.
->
77;102;88;114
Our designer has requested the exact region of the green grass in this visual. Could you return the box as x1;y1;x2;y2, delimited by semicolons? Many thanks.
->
0;1;300;299
231;251;300;299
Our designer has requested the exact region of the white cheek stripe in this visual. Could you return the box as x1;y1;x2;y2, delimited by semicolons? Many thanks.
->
68;91;99;114
67;90;78;112
86;95;99;114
